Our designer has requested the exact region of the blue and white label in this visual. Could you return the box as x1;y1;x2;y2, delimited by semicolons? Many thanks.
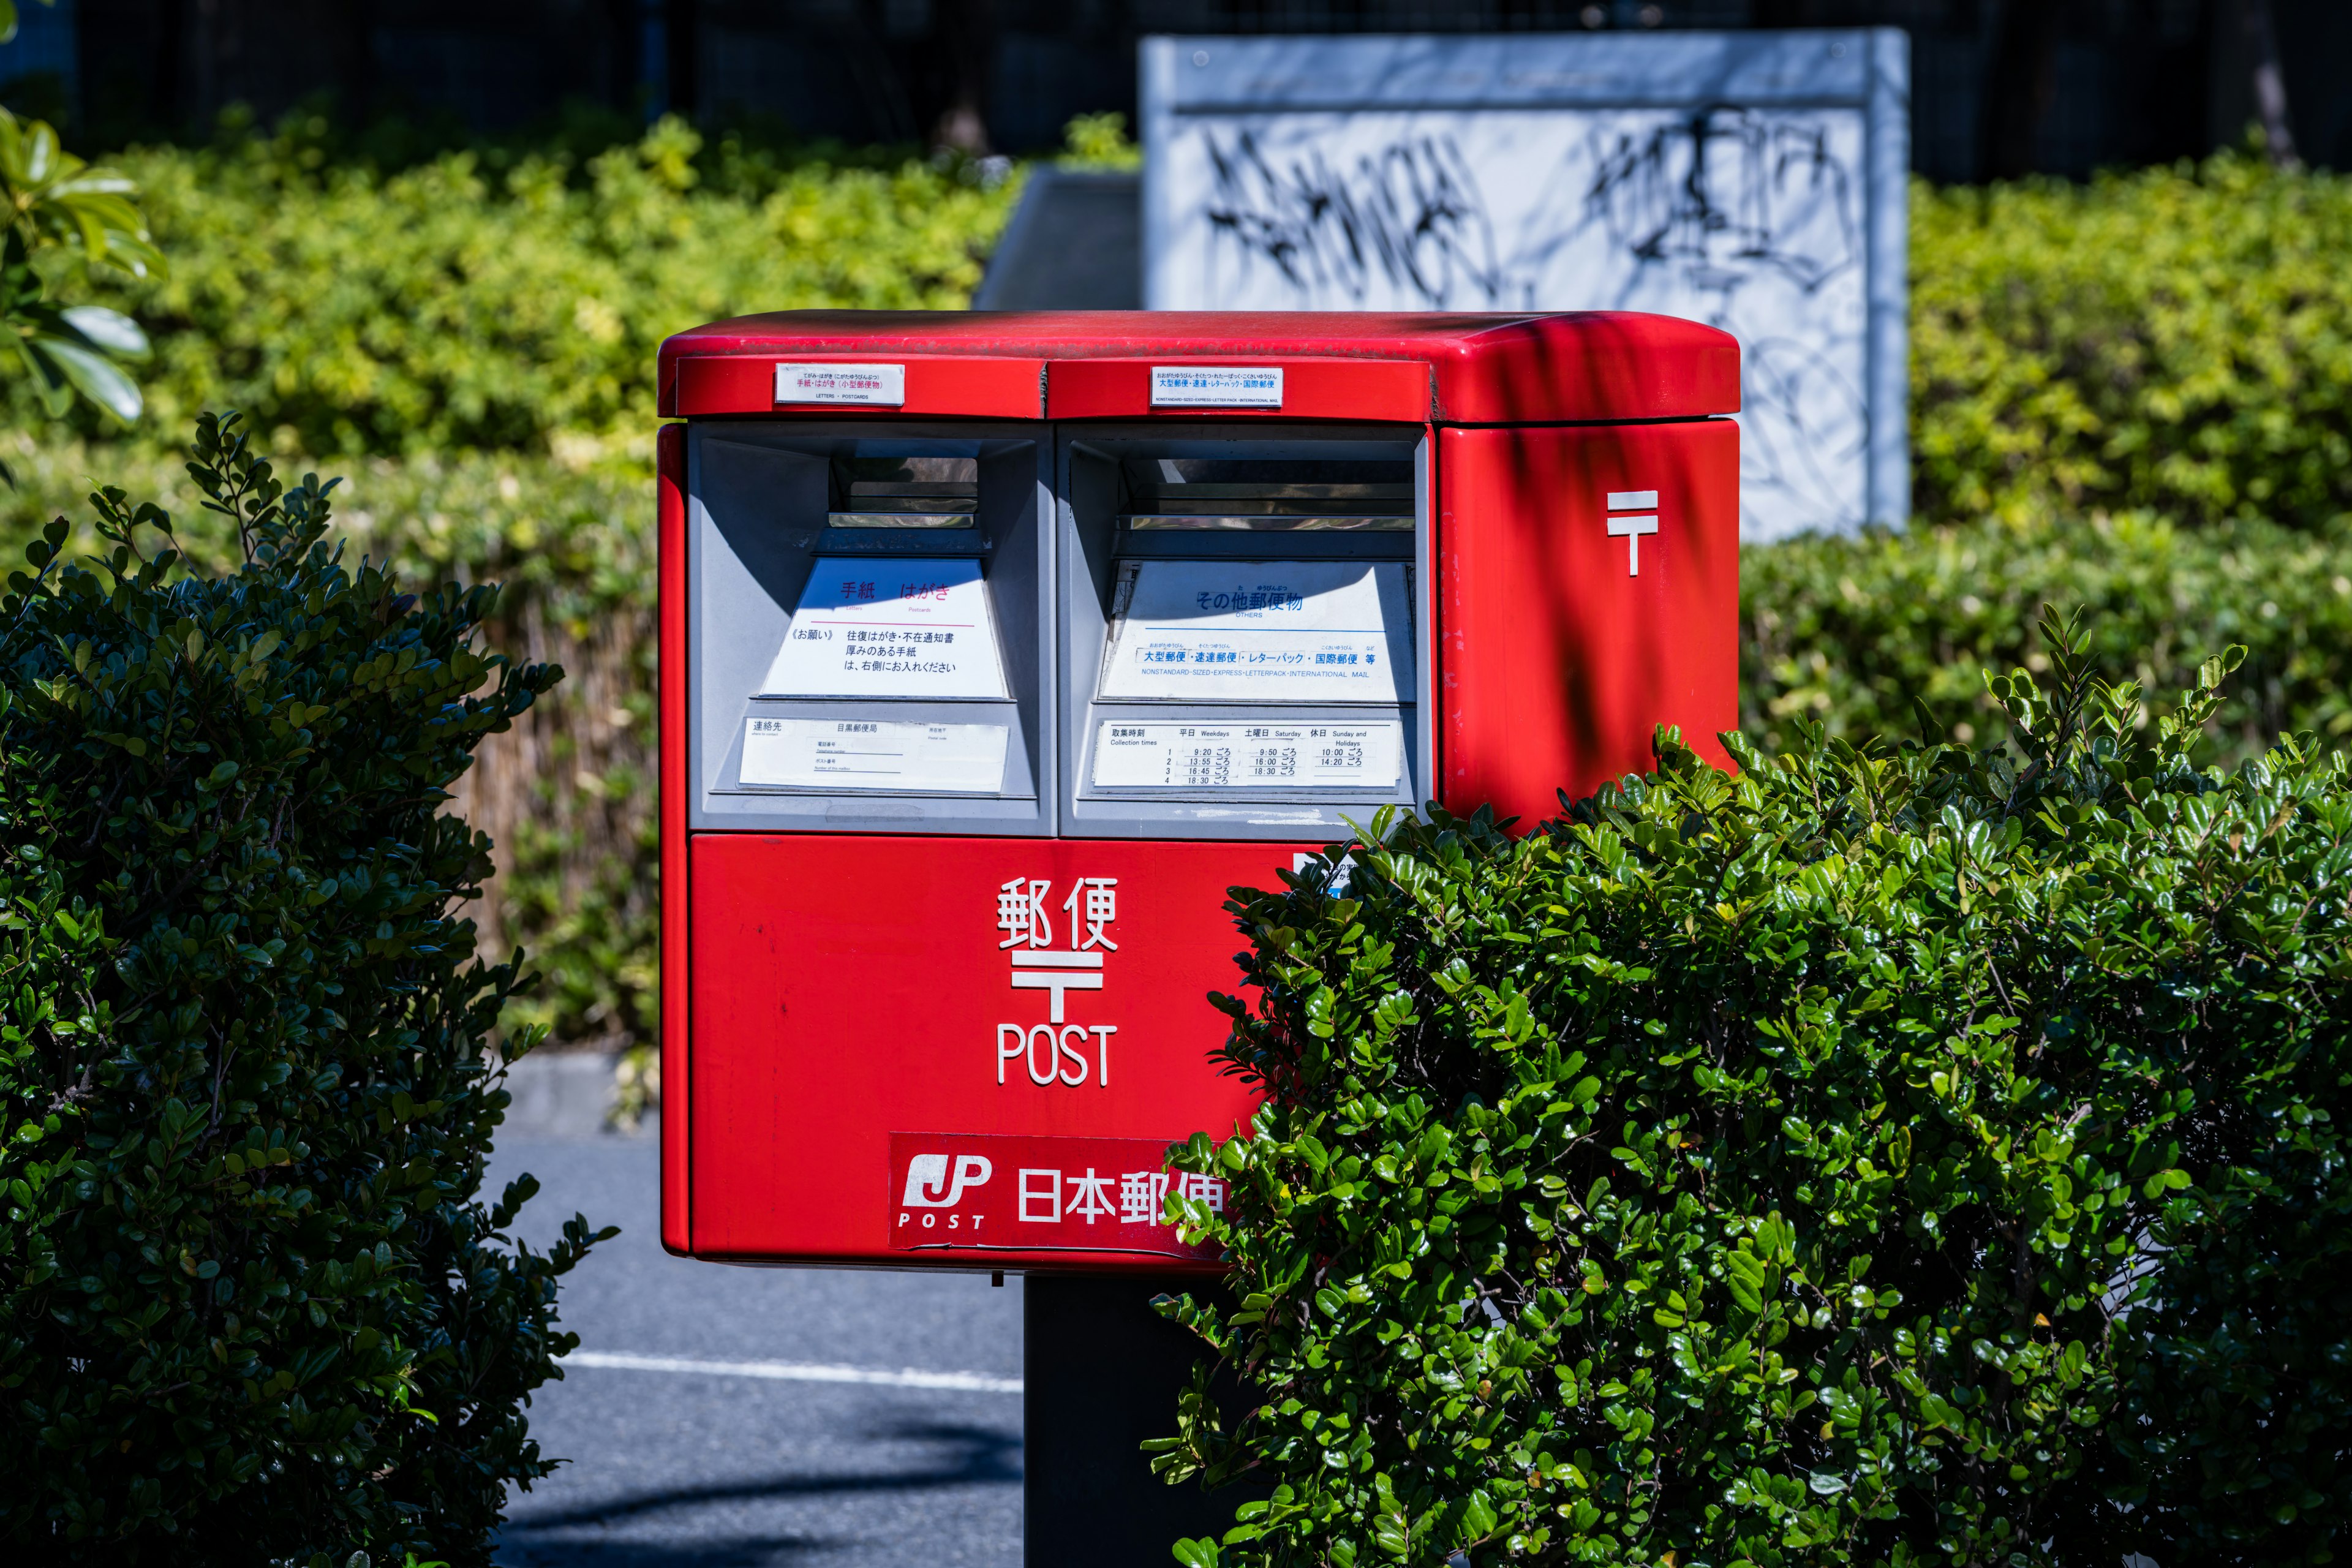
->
1149;366;1284;408
1098;559;1411;703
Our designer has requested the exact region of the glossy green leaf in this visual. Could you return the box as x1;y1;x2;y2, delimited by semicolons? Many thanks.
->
56;304;148;357
0;97;160;424
29;334;140;422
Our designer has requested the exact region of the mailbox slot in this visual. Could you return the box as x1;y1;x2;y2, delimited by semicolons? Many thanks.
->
689;423;1054;835
1059;426;1428;839
1117;456;1415;532
829;454;982;530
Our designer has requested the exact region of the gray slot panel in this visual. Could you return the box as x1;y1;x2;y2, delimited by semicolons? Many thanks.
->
1057;424;1429;842
689;422;1056;835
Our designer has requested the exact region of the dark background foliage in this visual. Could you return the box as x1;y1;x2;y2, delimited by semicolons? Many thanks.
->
0;414;609;1564
20;0;2345;184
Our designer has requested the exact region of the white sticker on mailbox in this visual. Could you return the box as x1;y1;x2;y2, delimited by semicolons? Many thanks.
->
1091;721;1400;790
1098;559;1411;703
1150;366;1283;407
761;556;1008;699
742;718;1009;792
774;362;906;406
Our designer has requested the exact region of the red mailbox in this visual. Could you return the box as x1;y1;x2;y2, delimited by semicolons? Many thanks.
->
658;311;1738;1273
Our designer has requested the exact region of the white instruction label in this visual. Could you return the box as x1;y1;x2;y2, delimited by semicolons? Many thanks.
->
1099;559;1411;703
774;363;907;406
1150;366;1284;407
1091;722;1400;790
761;557;1007;698
742;718;1008;792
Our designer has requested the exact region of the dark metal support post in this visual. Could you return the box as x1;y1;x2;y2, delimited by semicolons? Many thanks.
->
1025;1273;1242;1568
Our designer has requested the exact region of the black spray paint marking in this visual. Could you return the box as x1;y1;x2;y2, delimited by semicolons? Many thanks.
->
1189;106;1870;527
1583;107;1866;524
1201;128;1529;309
1583;105;1860;298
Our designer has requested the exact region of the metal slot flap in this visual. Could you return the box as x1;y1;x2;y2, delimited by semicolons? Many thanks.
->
831;454;979;529
1117;458;1414;532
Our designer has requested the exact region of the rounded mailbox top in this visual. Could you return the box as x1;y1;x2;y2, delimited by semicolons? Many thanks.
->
658;310;1740;426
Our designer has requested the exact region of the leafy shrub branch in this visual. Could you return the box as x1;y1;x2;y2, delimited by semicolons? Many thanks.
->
0;102;159;450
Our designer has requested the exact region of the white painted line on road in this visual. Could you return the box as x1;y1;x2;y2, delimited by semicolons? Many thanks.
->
568;1349;1022;1395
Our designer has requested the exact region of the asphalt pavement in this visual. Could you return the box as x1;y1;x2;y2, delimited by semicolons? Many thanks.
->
486;1134;1024;1568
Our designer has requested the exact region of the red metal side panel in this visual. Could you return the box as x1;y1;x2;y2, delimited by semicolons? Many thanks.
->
669;354;1044;419
1047;357;1430;423
687;835;1307;1271
1436;420;1739;831
658;423;692;1255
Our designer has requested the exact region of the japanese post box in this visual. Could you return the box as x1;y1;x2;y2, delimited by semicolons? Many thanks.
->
658;312;1739;1273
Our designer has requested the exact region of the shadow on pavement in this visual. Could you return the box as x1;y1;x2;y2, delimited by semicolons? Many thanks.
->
505;1429;1020;1542
496;1532;843;1567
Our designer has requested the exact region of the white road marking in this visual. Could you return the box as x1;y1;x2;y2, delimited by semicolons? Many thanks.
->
567;1349;1022;1395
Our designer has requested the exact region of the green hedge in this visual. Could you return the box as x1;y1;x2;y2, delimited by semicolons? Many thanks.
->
31;113;1022;455
1913;152;2352;529
0;435;654;1052
1156;630;2352;1566
29;121;2346;532
1741;513;2352;764
0;416;609;1562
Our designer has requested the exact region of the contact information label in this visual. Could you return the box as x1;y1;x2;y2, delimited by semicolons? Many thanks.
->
742;718;1008;792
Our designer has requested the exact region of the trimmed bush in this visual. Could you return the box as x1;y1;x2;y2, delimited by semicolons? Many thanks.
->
1155;621;2352;1566
0;414;611;1563
29;113;1023;456
0;435;657;1054
1913;152;2352;529
1741;513;2352;766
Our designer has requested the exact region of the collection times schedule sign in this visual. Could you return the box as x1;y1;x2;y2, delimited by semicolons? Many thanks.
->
1090;721;1401;790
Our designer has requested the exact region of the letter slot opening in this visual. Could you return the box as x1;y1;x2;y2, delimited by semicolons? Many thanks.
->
1117;456;1414;532
831;454;981;530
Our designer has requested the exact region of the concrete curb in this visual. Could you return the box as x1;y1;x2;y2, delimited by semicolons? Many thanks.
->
496;1050;636;1140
